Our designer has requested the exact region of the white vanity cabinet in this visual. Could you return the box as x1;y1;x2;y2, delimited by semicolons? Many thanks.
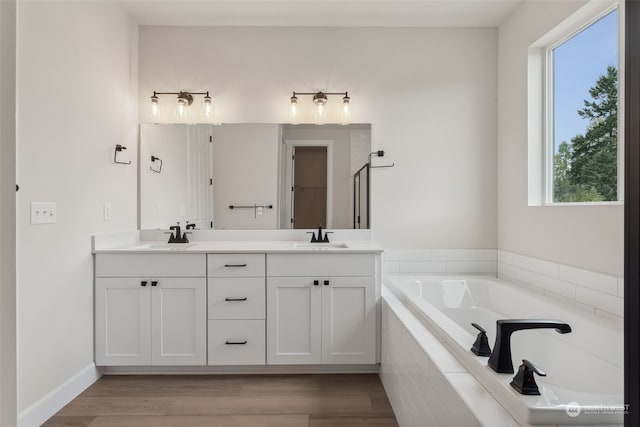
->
94;254;207;366
266;254;376;365
207;254;266;365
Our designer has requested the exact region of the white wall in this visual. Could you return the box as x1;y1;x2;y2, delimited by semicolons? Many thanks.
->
497;0;624;276
0;0;17;424
17;1;138;422
139;26;498;249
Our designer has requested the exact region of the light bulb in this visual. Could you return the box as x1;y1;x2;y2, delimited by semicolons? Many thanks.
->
150;94;159;118
203;94;213;119
177;97;188;118
288;93;299;123
313;92;327;125
340;93;352;125
315;102;325;125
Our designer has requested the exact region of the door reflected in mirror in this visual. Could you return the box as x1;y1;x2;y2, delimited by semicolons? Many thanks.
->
139;123;371;230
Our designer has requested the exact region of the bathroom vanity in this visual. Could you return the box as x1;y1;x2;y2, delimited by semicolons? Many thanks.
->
93;233;382;371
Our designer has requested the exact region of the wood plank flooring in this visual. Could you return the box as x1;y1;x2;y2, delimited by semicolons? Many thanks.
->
42;374;398;427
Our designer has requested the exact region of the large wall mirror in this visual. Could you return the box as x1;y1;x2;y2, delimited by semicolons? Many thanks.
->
139;123;371;230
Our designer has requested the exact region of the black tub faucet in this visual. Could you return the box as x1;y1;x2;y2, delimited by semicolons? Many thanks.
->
488;319;572;373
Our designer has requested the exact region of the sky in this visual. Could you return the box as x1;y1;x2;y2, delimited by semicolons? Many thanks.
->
553;9;618;152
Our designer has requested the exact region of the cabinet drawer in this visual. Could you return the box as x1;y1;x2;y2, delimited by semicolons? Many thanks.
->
208;278;265;319
95;254;206;277
267;254;374;277
208;320;265;365
208;254;265;277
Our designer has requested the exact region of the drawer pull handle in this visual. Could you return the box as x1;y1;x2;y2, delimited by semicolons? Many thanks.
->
313;280;319;286
324;280;330;286
225;297;248;302
141;281;148;287
151;281;158;287
224;264;247;268
225;340;248;345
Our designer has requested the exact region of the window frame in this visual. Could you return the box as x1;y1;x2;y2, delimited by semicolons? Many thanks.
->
530;0;624;206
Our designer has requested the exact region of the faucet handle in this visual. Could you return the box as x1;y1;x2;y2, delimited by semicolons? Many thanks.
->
306;231;318;242
471;322;486;334
510;359;546;396
323;231;333;243
522;359;546;377
470;323;491;356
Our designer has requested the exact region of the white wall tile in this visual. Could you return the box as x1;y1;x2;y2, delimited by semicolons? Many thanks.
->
558;265;618;296
519;255;559;278
445;373;520;427
477;249;498;262
498;250;520;266
575;287;624;317
446;261;494;274
399;261;447;273
498;263;532;284
384;249;432;262
529;272;576;300
383;261;399;273
432;249;478;262
414;331;466;373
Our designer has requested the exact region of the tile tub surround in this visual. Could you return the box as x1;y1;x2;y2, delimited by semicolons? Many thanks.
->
383;248;623;319
497;250;624;319
381;288;519;427
383;249;498;274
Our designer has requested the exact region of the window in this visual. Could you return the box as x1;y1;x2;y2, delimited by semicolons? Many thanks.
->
546;7;620;203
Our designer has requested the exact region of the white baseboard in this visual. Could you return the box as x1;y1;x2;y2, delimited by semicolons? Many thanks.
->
103;364;379;375
18;363;102;427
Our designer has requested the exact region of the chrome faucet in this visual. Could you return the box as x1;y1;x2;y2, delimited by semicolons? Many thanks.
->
488;319;572;373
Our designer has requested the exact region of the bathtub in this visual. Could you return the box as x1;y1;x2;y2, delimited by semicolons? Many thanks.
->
384;274;624;425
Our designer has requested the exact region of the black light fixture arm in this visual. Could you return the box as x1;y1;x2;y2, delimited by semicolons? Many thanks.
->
291;91;348;96
152;91;210;96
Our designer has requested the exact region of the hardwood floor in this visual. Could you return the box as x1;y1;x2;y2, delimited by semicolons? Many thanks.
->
42;374;398;427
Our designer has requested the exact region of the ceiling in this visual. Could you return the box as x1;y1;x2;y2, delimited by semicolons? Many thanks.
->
117;0;523;28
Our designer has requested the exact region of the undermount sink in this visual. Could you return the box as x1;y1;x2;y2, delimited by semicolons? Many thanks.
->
293;242;349;249
136;242;199;250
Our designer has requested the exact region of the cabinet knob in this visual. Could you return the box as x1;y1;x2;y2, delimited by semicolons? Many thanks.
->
140;281;147;287
313;280;319;286
151;281;158;287
324;280;330;286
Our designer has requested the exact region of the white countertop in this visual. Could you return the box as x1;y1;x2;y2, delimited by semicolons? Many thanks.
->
93;240;383;254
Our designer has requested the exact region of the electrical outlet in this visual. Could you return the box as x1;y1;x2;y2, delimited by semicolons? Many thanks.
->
31;202;57;224
103;203;112;221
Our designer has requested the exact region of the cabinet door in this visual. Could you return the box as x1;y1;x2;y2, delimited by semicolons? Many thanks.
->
321;277;376;364
267;277;321;364
95;278;151;366
151;278;206;365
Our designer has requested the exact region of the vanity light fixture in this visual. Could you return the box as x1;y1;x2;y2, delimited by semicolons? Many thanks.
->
288;91;352;124
150;90;214;121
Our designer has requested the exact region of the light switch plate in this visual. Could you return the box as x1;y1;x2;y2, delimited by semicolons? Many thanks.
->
31;202;57;224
